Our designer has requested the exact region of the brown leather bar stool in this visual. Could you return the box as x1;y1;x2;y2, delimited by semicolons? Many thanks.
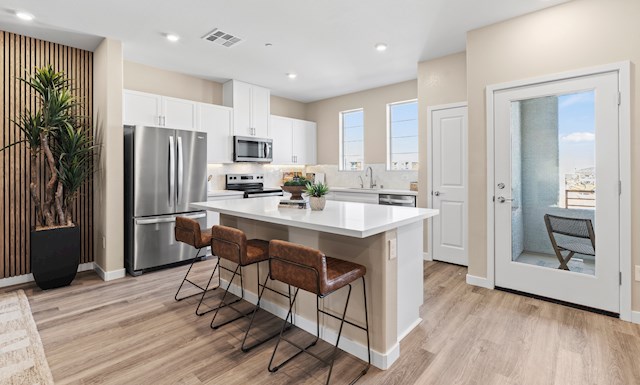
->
174;217;221;316
266;240;371;385
210;225;293;352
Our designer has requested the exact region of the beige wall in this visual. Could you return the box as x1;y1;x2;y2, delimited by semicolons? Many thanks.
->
417;52;467;253
123;61;306;119
466;0;639;309
306;80;417;165
417;52;467;208
123;61;223;104
93;38;124;273
271;95;307;120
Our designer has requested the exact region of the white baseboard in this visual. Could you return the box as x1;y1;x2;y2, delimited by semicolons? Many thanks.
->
423;252;432;261
398;317;422;341
94;264;126;281
220;278;399;370
0;262;96;288
466;274;494;289
631;311;640;325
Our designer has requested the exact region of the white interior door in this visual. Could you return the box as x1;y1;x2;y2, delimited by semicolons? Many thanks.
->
431;105;468;266
493;71;620;313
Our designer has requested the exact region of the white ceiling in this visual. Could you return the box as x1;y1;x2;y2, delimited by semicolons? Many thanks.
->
0;0;569;102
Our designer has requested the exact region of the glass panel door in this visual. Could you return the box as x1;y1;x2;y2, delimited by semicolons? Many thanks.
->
493;71;620;313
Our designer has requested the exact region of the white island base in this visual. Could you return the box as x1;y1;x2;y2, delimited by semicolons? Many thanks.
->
191;198;437;370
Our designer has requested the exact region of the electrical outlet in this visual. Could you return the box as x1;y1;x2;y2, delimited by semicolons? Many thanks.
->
389;239;397;260
635;265;640;282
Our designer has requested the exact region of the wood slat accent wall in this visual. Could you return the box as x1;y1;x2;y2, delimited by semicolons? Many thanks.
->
0;31;94;278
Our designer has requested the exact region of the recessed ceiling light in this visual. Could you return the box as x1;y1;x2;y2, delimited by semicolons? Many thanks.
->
374;43;388;52
166;34;180;42
287;73;297;79
16;11;34;21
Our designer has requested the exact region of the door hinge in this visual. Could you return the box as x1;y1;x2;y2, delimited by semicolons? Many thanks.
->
620;271;622;285
619;180;622;195
492;196;495;202
617;91;621;106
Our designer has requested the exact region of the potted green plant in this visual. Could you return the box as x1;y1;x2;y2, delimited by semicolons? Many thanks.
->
282;176;309;200
1;65;97;290
304;182;329;211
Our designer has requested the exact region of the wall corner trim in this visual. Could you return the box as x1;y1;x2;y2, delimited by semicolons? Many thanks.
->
466;274;494;290
94;264;126;282
423;252;432;261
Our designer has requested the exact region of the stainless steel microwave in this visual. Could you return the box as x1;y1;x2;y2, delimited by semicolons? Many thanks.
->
233;136;273;163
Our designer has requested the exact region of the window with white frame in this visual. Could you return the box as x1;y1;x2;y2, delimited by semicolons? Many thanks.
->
340;109;364;171
388;100;418;170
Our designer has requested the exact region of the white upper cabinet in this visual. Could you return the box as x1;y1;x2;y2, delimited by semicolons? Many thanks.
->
223;80;270;138
293;119;317;165
123;90;199;131
269;115;317;165
162;97;198;131
198;103;233;164
123;90;162;126
270;116;294;164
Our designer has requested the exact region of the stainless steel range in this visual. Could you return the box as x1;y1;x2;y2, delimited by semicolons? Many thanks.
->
226;174;283;198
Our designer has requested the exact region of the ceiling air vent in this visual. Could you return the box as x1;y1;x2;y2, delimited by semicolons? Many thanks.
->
202;28;243;48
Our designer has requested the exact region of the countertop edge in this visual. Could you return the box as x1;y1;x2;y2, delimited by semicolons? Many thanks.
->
190;201;437;238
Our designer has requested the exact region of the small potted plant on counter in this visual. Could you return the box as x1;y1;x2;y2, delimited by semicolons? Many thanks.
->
304;182;329;211
282;176;309;200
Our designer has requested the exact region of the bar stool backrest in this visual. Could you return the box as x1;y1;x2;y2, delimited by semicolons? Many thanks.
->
175;217;202;248
269;240;326;295
212;225;247;264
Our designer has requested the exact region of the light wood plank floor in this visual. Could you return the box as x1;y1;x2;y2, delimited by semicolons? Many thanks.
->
4;260;640;384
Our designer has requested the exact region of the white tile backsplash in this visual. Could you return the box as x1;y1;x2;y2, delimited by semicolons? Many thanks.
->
207;163;417;192
207;163;306;191
306;164;417;190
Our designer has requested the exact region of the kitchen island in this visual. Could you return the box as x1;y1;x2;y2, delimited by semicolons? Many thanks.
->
191;197;438;370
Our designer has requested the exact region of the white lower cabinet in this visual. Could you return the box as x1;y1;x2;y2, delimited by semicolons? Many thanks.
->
329;191;379;204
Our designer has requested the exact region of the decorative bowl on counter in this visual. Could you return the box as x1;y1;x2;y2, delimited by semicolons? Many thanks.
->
281;185;306;200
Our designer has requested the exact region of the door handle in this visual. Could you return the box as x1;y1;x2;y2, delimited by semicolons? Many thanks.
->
182;213;206;220
177;136;184;204
497;196;514;203
433;191;443;196
169;136;175;207
136;216;176;225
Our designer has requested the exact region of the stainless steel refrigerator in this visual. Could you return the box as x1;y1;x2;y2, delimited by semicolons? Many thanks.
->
124;125;207;276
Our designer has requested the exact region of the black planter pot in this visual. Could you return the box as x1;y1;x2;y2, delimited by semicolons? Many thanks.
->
30;226;81;290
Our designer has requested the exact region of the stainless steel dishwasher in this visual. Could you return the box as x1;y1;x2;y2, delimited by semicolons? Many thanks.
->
378;194;417;207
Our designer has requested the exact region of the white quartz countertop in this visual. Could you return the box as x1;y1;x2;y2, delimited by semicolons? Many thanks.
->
207;190;245;198
330;187;418;196
191;197;437;238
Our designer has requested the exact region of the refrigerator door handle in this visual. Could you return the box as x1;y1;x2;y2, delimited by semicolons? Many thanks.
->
136;216;176;225
177;136;184;204
182;212;206;220
169;136;175;207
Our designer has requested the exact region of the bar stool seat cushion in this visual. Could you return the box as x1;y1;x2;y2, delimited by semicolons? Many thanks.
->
324;257;366;296
245;239;270;265
175;217;212;249
211;225;269;266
